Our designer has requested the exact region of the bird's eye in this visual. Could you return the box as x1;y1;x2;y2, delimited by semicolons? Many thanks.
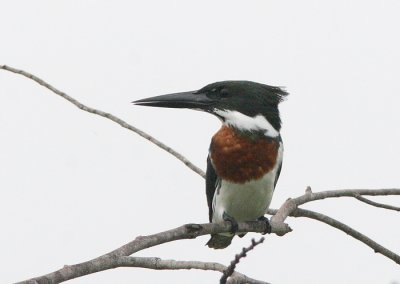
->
206;87;221;100
220;88;229;97
206;87;229;100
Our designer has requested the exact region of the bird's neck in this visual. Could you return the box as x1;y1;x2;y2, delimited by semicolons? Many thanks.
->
214;109;280;138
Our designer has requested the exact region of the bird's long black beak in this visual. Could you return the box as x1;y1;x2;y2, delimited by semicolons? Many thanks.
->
133;91;214;109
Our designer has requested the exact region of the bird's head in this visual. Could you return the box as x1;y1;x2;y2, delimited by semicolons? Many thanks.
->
133;81;288;137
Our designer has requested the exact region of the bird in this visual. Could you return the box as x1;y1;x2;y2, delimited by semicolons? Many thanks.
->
133;81;287;249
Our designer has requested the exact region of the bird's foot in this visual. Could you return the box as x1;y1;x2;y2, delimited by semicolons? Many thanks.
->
223;211;238;234
258;216;272;235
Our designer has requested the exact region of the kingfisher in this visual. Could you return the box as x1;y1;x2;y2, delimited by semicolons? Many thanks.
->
133;81;287;249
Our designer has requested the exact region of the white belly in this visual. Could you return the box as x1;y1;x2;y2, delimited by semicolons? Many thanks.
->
212;143;283;223
211;174;273;223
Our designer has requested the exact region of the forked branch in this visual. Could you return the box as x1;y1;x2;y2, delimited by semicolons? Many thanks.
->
268;187;400;265
17;222;285;284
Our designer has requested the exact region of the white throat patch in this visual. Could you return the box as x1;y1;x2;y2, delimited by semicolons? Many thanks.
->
214;109;279;137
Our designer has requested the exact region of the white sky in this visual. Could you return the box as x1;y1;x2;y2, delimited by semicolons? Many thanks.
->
1;1;400;283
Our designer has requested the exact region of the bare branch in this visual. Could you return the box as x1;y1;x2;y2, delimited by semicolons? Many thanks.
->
17;222;290;284
270;188;400;224
19;256;267;284
289;208;400;265
354;194;400;212
106;222;289;257
0;64;206;178
294;188;400;207
220;237;265;284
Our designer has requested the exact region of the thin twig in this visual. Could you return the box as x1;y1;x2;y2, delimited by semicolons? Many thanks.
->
220;237;265;284
19;256;268;284
354;194;400;212
0;64;206;178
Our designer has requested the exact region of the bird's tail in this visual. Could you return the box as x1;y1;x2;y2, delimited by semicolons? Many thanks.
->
206;234;234;249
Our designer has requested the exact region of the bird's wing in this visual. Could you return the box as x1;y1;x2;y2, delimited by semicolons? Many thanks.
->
206;155;220;222
274;138;283;188
274;158;282;188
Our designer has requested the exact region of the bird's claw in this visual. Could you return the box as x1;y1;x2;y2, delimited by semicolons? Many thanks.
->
258;216;272;234
223;211;239;234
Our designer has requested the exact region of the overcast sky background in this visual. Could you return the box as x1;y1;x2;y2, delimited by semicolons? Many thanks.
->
1;1;400;283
